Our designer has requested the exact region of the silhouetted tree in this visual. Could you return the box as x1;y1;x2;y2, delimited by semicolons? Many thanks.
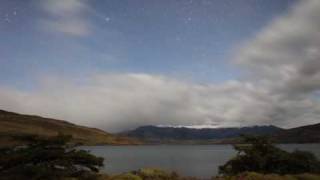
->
0;134;104;180
219;135;320;175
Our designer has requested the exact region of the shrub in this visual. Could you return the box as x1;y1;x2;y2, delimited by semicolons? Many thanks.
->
0;134;104;180
219;135;320;175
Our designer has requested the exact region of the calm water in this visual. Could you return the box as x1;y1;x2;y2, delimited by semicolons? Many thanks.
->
82;144;320;178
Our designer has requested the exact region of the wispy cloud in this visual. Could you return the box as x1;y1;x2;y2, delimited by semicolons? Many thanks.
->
39;0;91;37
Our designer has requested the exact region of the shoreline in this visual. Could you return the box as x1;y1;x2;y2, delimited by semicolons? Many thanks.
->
81;142;320;147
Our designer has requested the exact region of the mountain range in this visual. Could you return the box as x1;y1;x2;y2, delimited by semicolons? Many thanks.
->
121;123;320;144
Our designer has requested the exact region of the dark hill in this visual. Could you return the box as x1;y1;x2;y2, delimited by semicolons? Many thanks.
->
0;109;140;147
273;123;320;143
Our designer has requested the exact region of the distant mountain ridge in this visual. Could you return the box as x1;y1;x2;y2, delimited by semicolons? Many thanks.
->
0;109;140;147
123;122;320;144
122;125;283;142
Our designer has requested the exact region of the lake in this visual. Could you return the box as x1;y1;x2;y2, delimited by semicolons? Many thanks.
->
82;144;320;178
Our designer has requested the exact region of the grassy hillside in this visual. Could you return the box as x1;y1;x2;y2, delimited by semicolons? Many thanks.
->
0;109;140;147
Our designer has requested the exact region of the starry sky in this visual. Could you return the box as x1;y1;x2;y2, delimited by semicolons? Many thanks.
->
1;0;320;132
1;0;294;87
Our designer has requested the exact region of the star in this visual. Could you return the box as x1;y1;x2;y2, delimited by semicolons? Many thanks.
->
187;0;193;4
201;53;207;57
105;17;111;22
184;17;193;24
4;14;11;23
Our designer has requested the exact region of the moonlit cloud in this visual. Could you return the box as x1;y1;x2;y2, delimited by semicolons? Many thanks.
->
39;0;91;36
0;74;274;132
236;0;320;94
0;71;318;132
234;0;320;126
0;0;320;132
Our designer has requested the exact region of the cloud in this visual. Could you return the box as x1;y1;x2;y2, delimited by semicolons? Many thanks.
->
233;0;320;126
0;72;319;132
1;0;320;132
0;74;277;132
39;0;91;37
235;0;320;95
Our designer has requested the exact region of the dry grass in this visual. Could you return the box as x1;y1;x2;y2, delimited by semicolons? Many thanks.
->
0;109;141;146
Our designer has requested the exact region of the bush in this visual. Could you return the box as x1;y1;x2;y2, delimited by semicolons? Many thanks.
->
219;135;320;175
0;134;104;180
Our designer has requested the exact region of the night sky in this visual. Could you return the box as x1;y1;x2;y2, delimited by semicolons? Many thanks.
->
1;0;294;87
1;0;319;132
